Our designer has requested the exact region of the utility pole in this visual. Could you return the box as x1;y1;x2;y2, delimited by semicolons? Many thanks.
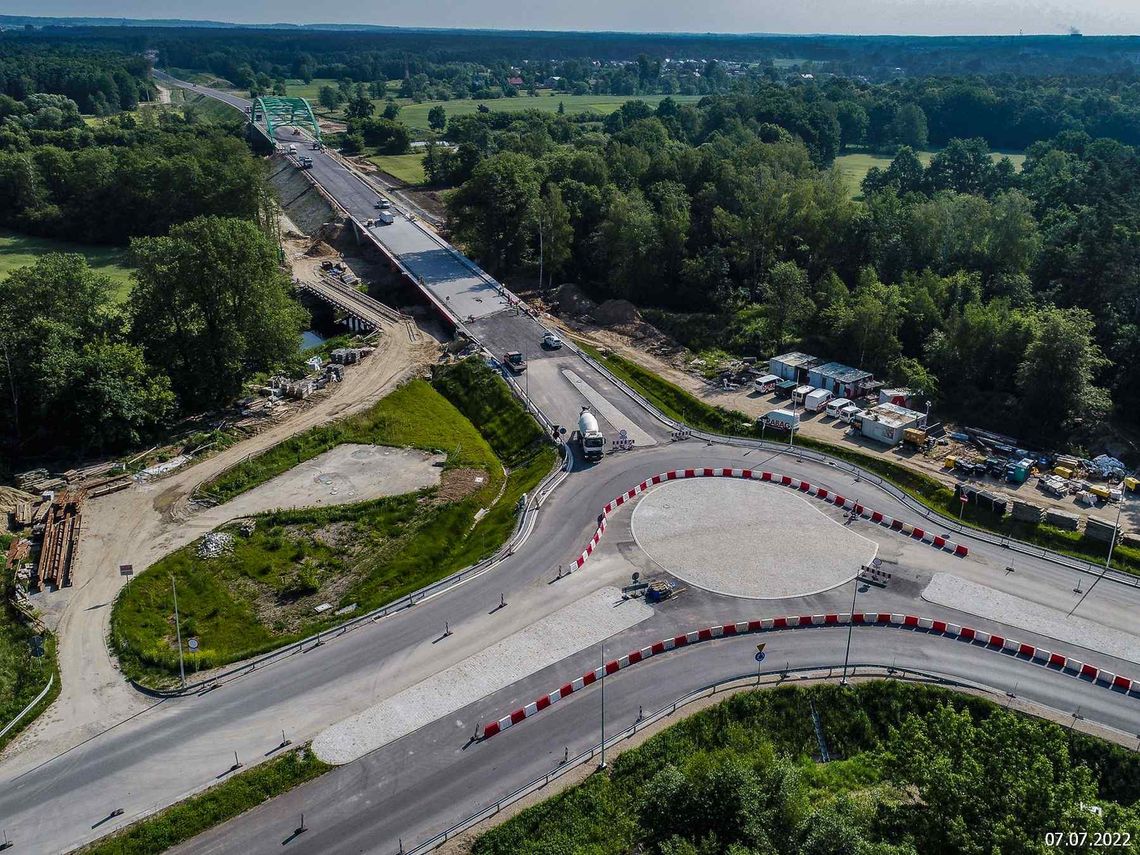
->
171;575;186;688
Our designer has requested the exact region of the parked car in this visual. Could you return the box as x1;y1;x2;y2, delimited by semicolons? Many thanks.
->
825;398;852;418
542;331;563;349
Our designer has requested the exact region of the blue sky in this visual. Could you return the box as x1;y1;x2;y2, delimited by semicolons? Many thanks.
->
6;0;1140;35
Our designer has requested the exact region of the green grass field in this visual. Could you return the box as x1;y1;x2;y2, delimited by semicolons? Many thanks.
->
280;78;701;136
0;229;134;302
113;360;555;686
393;93;703;136
367;153;427;185
834;149;1028;196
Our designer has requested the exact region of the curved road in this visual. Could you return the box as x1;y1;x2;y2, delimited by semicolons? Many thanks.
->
0;75;1135;854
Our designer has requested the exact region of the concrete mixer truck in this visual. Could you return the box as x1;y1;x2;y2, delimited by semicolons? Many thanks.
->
575;407;606;462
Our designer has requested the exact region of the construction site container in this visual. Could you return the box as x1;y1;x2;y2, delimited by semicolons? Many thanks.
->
903;428;927;447
943;456;957;469
1053;465;1074;479
1089;485;1113;501
1125;476;1139;492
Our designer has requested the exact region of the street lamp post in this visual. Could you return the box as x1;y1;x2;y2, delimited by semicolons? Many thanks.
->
598;643;607;770
1070;472;1131;617
841;568;861;685
171;575;186;689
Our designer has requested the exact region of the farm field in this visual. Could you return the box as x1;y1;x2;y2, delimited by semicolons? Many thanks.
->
391;93;703;134
0;229;134;302
278;78;701;134
834;149;1028;195
367;153;427;185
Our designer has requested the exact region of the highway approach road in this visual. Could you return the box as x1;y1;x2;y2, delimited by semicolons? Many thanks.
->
0;75;1136;855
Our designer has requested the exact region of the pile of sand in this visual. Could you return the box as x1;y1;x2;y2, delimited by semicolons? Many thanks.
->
305;240;338;258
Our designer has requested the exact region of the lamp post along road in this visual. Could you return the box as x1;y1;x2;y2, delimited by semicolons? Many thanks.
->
171;575;186;689
841;568;861;685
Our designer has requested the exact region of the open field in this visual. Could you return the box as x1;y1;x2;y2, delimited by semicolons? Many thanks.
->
392;93;703;134
0;229;134;302
367;153;427;185
834;149;1028;196
112;360;555;685
278;78;702;135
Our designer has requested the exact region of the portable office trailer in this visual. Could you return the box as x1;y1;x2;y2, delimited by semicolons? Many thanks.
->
859;403;925;447
807;361;874;399
768;352;820;384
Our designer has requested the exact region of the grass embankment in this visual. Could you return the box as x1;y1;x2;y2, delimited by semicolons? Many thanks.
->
577;340;1140;575
474;681;1140;855
79;747;328;855
367;153;427;185
112;359;556;686
0;229;133;302
0;600;59;752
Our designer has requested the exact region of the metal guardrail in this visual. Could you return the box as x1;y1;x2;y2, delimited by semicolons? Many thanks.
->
0;673;54;742
403;662;985;854
567;345;1140;589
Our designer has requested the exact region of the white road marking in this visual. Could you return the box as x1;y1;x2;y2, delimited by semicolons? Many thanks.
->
312;586;653;764
561;369;657;447
922;573;1140;664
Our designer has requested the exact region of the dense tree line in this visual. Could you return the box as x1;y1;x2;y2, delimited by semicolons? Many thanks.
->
0;107;273;245
475;683;1140;855
0;38;152;114
0;217;306;454
442;93;1134;440
0;43;304;457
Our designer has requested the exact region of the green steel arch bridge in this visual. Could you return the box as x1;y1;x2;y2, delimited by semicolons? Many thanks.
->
253;95;321;143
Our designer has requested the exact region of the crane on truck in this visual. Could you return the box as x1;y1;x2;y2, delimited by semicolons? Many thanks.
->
575;407;606;462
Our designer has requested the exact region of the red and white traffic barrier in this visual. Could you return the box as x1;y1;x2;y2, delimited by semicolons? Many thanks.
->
480;613;1139;738
572;468;968;570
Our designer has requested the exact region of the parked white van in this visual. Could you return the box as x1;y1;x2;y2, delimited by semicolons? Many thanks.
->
840;404;863;423
804;388;833;413
825;397;852;418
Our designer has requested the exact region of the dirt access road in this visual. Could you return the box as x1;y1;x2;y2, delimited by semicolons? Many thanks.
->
3;317;438;771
